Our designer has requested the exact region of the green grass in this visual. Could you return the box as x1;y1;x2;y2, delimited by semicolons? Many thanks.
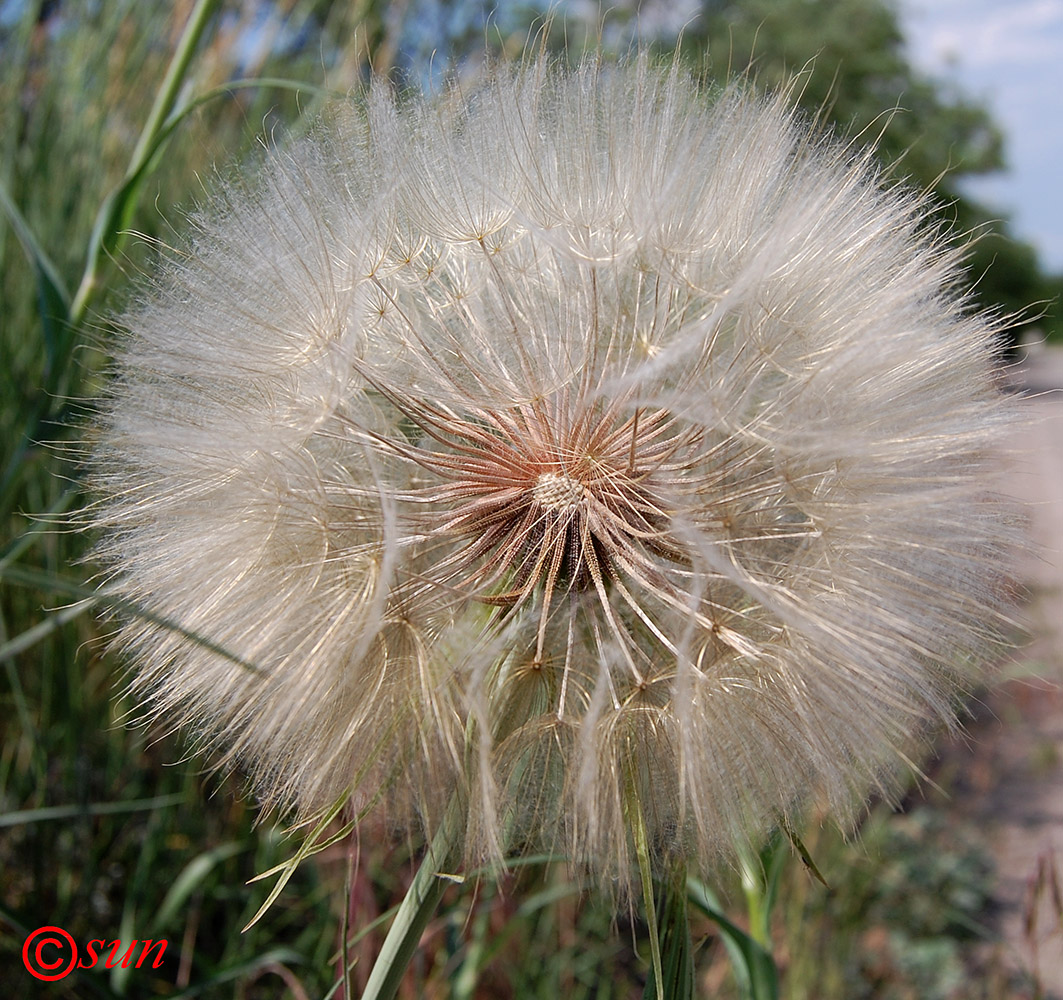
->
0;4;369;996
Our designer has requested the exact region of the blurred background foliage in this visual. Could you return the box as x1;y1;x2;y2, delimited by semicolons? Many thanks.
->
0;0;1052;997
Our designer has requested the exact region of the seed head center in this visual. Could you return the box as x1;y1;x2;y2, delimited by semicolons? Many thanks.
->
532;471;585;511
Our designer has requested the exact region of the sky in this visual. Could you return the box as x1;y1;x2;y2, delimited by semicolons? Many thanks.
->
901;0;1063;273
2;0;1058;269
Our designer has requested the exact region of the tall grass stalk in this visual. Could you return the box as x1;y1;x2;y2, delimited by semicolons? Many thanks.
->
0;4;366;995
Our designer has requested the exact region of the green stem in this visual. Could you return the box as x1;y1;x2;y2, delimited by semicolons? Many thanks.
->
741;859;770;950
643;869;694;1000
687;873;780;1000
129;0;220;171
626;780;664;1000
360;799;463;1000
70;0;221;323
740;832;787;951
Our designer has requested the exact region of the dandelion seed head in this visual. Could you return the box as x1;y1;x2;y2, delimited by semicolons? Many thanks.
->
86;57;1020;887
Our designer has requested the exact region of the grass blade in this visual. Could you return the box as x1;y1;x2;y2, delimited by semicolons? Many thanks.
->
0;794;185;829
153;842;247;932
0;598;95;660
686;876;779;1000
70;0;222;323
0;563;262;674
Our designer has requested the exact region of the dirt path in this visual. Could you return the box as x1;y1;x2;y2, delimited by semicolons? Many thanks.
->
951;342;1063;995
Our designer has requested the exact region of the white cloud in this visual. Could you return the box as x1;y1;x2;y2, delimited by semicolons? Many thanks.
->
915;0;1063;68
902;0;1063;270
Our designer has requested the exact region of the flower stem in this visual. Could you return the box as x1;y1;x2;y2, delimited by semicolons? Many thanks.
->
642;869;695;1000
360;798;463;1000
630;790;664;1000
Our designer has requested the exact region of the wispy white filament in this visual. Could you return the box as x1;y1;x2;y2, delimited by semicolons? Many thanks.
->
88;58;1018;882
